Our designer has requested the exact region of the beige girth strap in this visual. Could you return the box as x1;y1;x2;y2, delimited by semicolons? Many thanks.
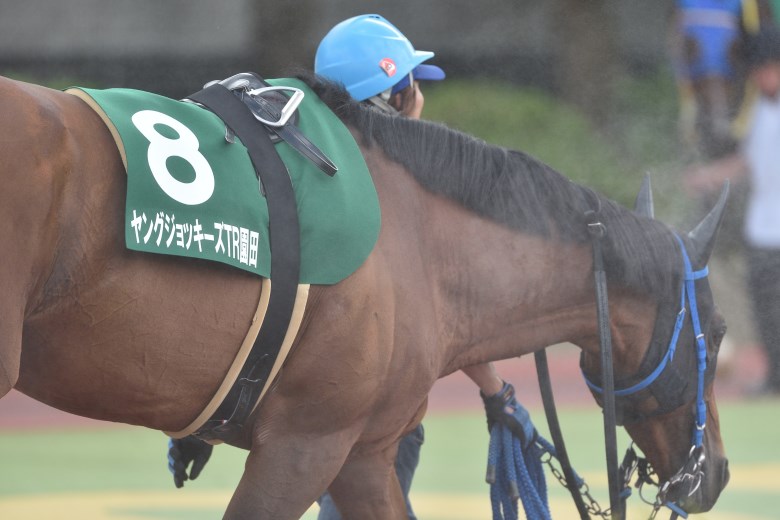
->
166;279;309;439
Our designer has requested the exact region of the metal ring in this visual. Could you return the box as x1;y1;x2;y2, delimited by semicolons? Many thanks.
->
246;86;305;127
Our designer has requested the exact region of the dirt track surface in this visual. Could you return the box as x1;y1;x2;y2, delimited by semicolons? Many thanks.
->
0;341;766;431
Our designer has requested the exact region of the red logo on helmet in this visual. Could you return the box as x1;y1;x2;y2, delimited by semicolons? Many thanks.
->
379;58;397;77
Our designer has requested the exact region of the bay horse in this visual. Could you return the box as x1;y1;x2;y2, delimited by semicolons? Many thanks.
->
0;72;729;519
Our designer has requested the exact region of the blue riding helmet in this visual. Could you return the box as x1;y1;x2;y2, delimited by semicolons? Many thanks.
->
315;14;444;101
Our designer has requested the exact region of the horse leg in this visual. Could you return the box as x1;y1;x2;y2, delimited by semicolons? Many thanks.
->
326;445;408;520
0;314;22;397
0;161;34;397
223;429;357;520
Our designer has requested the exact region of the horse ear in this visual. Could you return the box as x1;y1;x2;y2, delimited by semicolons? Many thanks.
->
633;173;654;218
688;181;730;266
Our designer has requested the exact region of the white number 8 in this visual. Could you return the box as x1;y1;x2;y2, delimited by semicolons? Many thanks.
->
131;110;215;205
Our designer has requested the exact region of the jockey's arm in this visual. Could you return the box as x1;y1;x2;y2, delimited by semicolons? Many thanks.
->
462;363;504;396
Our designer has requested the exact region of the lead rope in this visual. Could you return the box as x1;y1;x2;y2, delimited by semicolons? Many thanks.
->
486;388;575;520
486;387;625;520
487;423;550;520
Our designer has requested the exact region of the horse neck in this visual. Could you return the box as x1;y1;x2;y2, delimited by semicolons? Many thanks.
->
418;193;601;374
358;132;661;378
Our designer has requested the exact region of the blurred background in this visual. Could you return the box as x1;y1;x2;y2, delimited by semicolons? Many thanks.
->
0;0;719;219
1;1;777;518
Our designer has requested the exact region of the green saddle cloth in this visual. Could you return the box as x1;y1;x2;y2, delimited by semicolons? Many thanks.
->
74;78;380;284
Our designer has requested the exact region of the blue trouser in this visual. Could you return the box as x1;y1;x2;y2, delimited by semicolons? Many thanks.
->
317;424;424;520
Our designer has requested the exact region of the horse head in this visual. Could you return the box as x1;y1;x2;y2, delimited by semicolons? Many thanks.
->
581;178;730;515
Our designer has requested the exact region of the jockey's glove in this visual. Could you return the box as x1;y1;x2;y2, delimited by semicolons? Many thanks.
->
167;435;213;488
481;381;537;450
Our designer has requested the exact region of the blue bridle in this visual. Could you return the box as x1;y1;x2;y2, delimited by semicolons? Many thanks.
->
583;234;709;447
581;235;711;518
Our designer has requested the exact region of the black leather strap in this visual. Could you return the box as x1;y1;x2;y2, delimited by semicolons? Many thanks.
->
272;122;338;176
185;83;300;442
534;350;591;519
236;73;337;176
585;210;626;520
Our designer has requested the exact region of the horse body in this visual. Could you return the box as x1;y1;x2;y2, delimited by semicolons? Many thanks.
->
1;75;729;518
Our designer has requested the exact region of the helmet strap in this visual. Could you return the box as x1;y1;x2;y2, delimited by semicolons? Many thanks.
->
366;89;399;115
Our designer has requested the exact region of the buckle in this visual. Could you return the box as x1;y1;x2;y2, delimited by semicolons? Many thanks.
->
246;86;304;127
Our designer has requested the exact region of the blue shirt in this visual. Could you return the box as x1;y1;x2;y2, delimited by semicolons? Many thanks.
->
677;0;742;79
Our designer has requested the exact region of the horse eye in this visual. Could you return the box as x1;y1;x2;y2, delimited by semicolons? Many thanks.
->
711;324;727;349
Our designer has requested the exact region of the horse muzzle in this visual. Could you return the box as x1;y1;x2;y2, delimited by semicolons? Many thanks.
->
663;447;729;514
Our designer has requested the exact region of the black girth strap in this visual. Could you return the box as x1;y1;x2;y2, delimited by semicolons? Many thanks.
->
186;84;300;442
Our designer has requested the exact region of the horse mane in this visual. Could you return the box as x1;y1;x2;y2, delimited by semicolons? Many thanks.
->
298;72;682;297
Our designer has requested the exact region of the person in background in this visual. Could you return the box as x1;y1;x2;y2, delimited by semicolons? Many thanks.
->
685;25;780;396
168;15;528;520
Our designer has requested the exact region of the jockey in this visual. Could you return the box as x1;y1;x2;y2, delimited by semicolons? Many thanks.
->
313;14;523;520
